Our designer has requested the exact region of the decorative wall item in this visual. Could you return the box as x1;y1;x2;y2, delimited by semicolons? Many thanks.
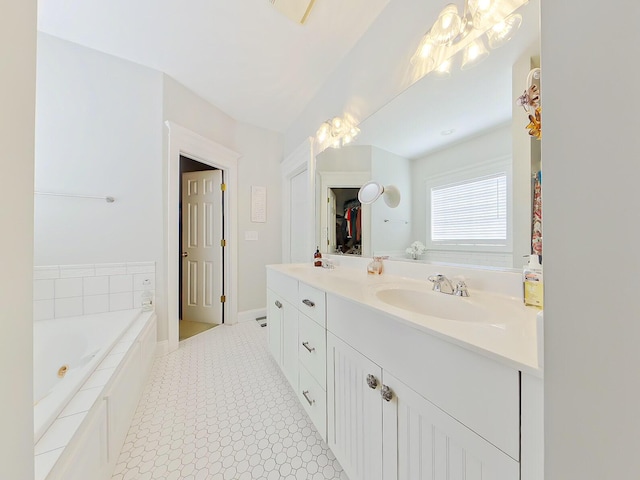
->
516;67;542;139
251;185;267;223
531;171;542;256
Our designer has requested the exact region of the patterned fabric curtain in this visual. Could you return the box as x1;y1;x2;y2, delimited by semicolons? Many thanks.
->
532;171;542;256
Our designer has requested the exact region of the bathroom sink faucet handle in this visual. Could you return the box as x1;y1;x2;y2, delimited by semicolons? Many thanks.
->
454;280;470;297
428;274;455;294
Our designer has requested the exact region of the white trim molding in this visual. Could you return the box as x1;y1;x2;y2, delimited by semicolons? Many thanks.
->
165;121;241;354
237;308;267;323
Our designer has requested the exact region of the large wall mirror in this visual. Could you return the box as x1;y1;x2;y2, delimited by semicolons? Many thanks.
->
316;0;540;270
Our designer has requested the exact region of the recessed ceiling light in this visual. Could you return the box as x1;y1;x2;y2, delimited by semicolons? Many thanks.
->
441;129;455;136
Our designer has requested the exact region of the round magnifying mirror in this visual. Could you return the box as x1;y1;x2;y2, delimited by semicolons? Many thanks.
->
358;181;384;204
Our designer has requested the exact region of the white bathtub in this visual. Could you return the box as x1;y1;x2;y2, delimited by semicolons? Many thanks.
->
33;310;140;443
33;309;156;480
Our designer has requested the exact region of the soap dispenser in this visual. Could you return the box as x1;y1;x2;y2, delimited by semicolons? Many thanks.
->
314;247;322;267
523;254;543;308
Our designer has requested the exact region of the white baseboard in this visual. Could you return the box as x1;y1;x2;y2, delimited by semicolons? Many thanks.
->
237;308;267;323
156;340;169;357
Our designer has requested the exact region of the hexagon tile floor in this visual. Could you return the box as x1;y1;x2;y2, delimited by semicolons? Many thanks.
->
111;320;348;480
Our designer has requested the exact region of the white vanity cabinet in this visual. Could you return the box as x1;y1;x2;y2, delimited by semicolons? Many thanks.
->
267;269;328;439
266;266;540;480
326;294;520;480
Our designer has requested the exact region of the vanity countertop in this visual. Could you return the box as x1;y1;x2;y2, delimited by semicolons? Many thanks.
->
267;263;543;377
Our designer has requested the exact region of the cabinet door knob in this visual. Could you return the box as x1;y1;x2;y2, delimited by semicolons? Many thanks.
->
302;299;315;308
302;390;315;406
381;385;393;402
366;374;379;389
274;300;282;309
302;341;315;353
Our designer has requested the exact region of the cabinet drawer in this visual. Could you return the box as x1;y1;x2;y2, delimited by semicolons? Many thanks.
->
299;364;327;440
298;313;326;387
298;282;326;327
267;269;298;306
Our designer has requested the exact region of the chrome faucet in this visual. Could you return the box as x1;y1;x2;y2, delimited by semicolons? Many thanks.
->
428;274;470;297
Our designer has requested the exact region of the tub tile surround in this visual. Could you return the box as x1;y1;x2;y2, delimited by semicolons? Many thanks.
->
111;321;348;480
33;262;155;320
34;312;155;480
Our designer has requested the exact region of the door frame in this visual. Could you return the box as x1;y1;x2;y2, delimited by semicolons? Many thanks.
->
166;121;240;353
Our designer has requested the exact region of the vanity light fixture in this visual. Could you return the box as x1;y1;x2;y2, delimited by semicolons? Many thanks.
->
412;0;527;78
315;114;360;151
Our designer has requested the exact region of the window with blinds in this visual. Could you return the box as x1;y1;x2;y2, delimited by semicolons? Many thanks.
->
431;173;507;245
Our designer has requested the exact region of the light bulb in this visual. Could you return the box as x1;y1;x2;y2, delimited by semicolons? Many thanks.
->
332;116;342;129
478;0;491;12
431;4;462;46
461;38;489;70
466;0;501;30
421;42;433;58
316;122;329;143
435;59;452;76
411;33;438;69
487;14;522;49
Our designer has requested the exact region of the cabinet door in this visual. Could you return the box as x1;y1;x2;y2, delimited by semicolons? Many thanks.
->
267;289;283;363
327;333;383;480
382;371;519;480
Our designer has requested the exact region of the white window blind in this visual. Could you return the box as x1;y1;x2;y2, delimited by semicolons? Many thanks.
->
431;173;507;245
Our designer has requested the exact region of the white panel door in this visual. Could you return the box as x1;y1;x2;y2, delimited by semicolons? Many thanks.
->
382;371;519;480
181;170;223;324
327;333;383;480
290;169;309;263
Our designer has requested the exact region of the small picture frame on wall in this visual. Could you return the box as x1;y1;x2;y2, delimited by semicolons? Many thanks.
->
251;185;266;223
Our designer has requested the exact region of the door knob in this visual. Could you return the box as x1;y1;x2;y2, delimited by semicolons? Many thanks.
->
181;252;188;258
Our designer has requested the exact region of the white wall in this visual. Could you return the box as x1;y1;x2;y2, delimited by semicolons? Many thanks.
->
235;123;284;311
0;1;36;478
35;33;167;336
370;146;411;256
542;1;640;478
35;34;164;267
34;38;284;341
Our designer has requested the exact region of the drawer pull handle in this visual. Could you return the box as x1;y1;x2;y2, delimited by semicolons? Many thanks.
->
274;300;282;309
302;341;315;353
302;390;315;406
381;385;393;402
366;374;378;389
302;299;315;308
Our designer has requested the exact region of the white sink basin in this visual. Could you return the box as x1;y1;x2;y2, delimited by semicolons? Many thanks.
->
373;285;518;324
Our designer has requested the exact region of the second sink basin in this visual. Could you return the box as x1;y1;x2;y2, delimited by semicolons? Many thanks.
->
373;284;518;324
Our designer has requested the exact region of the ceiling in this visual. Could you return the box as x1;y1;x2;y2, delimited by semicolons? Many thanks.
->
37;0;390;133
